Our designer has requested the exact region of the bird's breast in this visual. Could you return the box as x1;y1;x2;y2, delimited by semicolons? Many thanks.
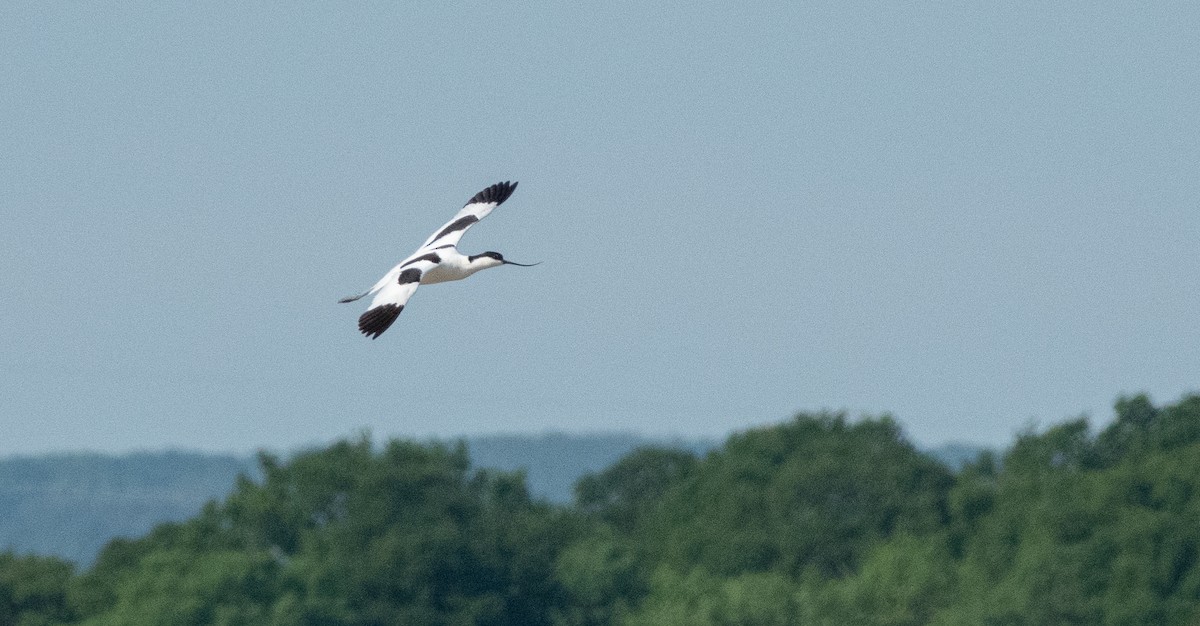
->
421;264;470;285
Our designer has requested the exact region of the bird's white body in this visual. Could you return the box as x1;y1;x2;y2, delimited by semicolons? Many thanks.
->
419;250;501;285
340;181;534;339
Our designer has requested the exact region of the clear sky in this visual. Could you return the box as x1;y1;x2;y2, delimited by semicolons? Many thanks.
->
2;2;1197;456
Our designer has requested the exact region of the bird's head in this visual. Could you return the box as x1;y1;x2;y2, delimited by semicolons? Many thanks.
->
469;251;540;269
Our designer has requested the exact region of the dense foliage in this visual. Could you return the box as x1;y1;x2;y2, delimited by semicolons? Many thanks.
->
3;395;1200;624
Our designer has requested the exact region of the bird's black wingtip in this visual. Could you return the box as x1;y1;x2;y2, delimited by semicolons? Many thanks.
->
358;304;403;339
467;181;518;207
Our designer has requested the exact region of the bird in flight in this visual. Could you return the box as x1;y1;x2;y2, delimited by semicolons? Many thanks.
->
339;181;538;339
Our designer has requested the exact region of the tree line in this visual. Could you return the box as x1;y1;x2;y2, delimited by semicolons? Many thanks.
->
0;434;696;565
3;394;1199;625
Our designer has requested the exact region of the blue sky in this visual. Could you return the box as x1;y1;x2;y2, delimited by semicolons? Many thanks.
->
2;2;1197;455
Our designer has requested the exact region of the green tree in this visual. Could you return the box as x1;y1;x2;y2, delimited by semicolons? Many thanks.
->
812;534;956;626
552;531;642;626
932;396;1200;625
0;551;76;626
77;549;281;626
575;446;698;533
73;436;580;625
622;567;808;626
638;412;954;578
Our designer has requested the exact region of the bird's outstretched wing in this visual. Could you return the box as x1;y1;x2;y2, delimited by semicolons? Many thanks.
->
356;254;442;339
417;181;518;251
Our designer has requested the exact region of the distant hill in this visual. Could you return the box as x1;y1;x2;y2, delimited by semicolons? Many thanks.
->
0;451;257;565
461;432;715;503
0;434;981;564
925;442;989;470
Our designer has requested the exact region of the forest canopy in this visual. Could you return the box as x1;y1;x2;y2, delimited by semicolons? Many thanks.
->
4;394;1200;625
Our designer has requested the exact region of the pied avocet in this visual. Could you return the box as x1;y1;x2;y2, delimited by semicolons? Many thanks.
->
340;181;537;339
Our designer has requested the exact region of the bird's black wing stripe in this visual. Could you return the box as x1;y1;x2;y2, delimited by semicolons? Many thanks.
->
401;252;441;268
358;304;403;339
397;268;422;284
431;215;478;242
465;181;517;207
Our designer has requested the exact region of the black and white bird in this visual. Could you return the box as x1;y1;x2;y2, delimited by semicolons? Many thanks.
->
339;181;538;339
